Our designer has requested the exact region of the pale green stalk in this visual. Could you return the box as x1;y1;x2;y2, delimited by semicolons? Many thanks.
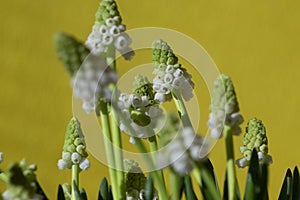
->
120;117;168;199
172;90;221;199
98;100;119;200
71;164;79;200
148;136;166;187
224;125;237;200
110;109;125;199
106;45;125;199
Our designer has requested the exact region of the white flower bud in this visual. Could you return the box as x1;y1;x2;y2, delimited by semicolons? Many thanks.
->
71;152;82;164
58;159;71;170
79;158;90;170
110;25;120;36
105;18;114;26
99;25;109;34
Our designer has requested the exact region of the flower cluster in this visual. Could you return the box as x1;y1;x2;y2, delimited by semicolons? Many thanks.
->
57;117;90;171
123;160;158;200
117;75;163;143
158;126;209;176
86;0;134;60
152;39;194;103
208;74;244;139
236;118;273;168
1;159;43;200
73;55;118;113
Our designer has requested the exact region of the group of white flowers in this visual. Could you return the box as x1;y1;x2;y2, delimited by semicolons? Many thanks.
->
117;92;163;143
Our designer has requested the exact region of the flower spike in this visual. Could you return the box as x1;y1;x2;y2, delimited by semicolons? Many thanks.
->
54;32;90;77
236;118;272;168
151;39;194;103
86;0;134;60
57;117;90;171
208;74;244;139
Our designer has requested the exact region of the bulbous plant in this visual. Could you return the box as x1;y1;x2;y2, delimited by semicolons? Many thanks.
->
0;0;298;200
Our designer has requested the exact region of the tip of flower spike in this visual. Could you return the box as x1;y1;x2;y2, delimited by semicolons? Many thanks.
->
132;75;155;100
59;118;90;170
95;0;122;25
54;32;90;77
236;118;272;168
208;74;243;139
152;39;178;65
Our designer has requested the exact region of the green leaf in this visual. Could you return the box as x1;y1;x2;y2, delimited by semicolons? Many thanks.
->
292;166;300;200
144;175;154;200
278;168;293;200
199;159;219;200
223;168;240;200
98;177;109;200
244;148;260;200
80;188;88;200
35;181;48;199
73;180;82;200
184;175;197;200
258;164;269;200
57;185;66;200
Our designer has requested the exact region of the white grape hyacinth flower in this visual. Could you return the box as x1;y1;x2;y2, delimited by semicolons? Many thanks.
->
72;54;117;114
158;127;209;175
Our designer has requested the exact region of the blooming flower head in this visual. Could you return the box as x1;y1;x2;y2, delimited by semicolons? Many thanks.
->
124;159;150;200
118;75;163;142
207;74;244;139
57;117;90;171
86;0;134;60
236;118;272;168
157;113;209;175
2;159;43;200
54;32;90;77
72;54;118;113
152;39;194;103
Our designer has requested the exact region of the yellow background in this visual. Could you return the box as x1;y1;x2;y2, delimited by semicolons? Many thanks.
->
1;0;300;199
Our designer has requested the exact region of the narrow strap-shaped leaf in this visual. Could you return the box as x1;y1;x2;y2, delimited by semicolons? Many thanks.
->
108;185;113;200
57;184;66;200
98;177;109;200
223;168;241;200
184;175;197;200
244;148;260;200
199;159;220;200
35;181;48;199
278;168;293;200
80;188;88;200
258;164;269;200
73;180;82;200
145;175;154;200
292;166;300;200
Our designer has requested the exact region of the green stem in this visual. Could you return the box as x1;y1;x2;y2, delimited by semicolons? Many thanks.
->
172;91;192;128
172;91;221;199
170;170;183;200
110;108;125;199
224;125;237;200
71;164;79;200
98;100;119;200
120;116;168;199
148;136;166;187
